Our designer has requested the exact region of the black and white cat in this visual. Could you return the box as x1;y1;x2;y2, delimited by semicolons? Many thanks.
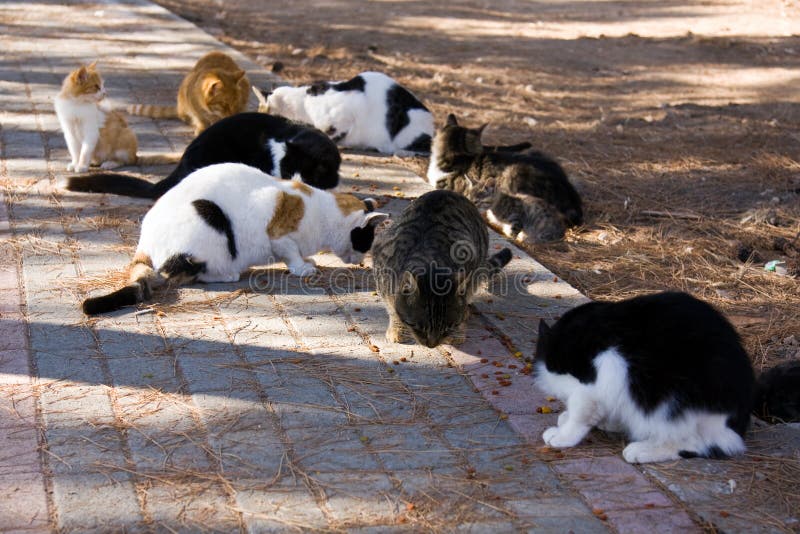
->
63;112;341;199
255;72;434;155
82;162;387;315
534;292;755;463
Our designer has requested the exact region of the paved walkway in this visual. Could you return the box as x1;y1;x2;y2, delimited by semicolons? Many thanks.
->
0;0;797;532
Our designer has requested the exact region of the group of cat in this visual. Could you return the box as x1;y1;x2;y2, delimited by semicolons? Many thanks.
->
53;51;795;464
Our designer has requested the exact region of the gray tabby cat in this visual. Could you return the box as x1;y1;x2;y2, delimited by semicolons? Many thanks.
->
427;114;583;243
372;190;512;348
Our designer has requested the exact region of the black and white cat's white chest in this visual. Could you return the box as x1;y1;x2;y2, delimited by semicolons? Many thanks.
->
534;292;756;463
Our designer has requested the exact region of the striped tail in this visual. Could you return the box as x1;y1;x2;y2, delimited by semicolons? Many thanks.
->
126;103;179;119
82;253;160;315
136;153;182;166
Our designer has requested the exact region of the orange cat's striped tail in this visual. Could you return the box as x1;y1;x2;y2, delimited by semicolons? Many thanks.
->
126;103;179;119
136;153;182;165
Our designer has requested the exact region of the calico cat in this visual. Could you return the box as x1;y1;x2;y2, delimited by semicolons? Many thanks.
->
82;162;387;315
54;63;179;172
254;71;434;155
372;190;512;348
128;51;250;135
534;291;756;463
428;114;583;243
63;113;341;199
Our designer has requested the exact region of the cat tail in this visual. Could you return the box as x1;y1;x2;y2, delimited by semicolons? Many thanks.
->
126;103;179;119
82;253;162;315
487;247;513;273
752;361;800;423
135;153;182;166
62;172;160;199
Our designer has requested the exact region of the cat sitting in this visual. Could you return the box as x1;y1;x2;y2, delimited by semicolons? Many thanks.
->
534;291;756;463
82;162;387;315
63;113;341;199
128;51;250;135
372;189;512;348
428;114;583;243
254;71;434;155
54;63;178;173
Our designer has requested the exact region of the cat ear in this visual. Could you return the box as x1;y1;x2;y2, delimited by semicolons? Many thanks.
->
475;123;488;137
74;66;89;83
363;198;377;212
233;69;246;81
538;319;551;336
400;270;418;295
446;114;458;127
252;85;270;110
203;75;222;97
87;60;98;70
364;212;389;226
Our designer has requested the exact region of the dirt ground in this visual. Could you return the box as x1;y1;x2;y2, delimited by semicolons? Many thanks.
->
153;0;800;372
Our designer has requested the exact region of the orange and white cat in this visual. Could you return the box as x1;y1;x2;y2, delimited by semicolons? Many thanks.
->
54;62;137;172
128;51;250;135
54;63;178;173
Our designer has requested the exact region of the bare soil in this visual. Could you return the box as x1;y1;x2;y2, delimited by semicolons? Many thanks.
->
153;0;800;371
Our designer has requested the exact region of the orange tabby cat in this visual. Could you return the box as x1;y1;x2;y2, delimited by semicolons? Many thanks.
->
54;63;180;172
127;51;250;135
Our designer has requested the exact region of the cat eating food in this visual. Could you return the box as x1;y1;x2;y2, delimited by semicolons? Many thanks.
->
254;71;434;155
82;163;386;315
128;51;250;135
372;189;512;348
428;114;583;243
63;113;341;198
534;291;756;463
54;63;178;173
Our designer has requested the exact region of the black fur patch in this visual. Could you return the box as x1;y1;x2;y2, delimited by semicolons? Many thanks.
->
385;84;428;139
488;248;512;270
160;253;206;279
679;446;729;460
192;199;237;259
82;285;141;316
350;225;376;253
307;75;366;96
404;133;432;153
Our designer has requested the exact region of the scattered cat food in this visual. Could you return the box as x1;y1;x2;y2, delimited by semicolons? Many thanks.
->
406;502;415;511
546;396;556;402
592;508;608;521
719;511;730;518
400;357;408;362
359;436;369;443
492;361;503;367
513;351;523;359
503;465;514;471
499;413;508;420
553;276;559;282
369;344;380;353
353;307;361;312
508;364;518;369
481;373;489;379
386;367;395;373
393;360;400;365
491;390;499;395
393;186;400;191
480;358;489;363
347;326;356;332
536;406;553;414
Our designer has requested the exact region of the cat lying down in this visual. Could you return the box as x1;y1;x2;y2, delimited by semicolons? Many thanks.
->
82;163;387;315
254;71;434;155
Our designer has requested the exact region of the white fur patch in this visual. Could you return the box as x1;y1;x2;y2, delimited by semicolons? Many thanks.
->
534;348;746;463
426;145;451;187
268;140;286;175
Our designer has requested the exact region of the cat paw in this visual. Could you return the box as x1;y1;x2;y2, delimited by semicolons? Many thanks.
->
74;164;89;173
622;441;680;464
542;426;583;448
100;160;121;170
289;262;318;277
66;162;76;172
385;327;404;344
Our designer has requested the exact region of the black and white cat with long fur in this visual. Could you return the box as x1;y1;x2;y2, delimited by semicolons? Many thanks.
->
254;72;434;155
534;292;755;463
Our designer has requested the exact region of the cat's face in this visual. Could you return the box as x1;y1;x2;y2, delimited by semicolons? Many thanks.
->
63;62;106;103
392;269;470;348
202;69;248;115
433;113;486;159
336;207;388;265
286;130;341;190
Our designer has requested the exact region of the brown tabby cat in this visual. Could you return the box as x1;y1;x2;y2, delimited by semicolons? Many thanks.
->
54;63;178;172
128;51;250;135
